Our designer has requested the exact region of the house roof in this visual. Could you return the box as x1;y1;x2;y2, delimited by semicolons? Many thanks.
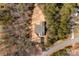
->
35;22;45;37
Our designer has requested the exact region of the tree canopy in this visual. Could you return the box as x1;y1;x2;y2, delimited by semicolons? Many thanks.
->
43;3;77;45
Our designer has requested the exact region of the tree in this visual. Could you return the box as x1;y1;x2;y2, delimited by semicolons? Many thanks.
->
0;3;35;56
43;3;77;45
0;9;12;25
59;4;76;40
43;4;60;44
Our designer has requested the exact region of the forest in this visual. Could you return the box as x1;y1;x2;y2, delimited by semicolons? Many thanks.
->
42;3;77;45
0;3;78;56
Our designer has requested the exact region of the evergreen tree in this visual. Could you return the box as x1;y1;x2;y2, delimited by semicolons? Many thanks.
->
59;3;76;39
43;3;77;45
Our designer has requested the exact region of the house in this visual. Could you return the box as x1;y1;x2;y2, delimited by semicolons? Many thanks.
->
35;22;46;37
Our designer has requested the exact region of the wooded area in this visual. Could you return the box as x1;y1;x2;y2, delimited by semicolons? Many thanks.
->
0;3;78;56
43;3;77;45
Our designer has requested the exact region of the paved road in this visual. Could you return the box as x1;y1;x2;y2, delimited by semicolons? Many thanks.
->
42;37;79;56
41;20;79;56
